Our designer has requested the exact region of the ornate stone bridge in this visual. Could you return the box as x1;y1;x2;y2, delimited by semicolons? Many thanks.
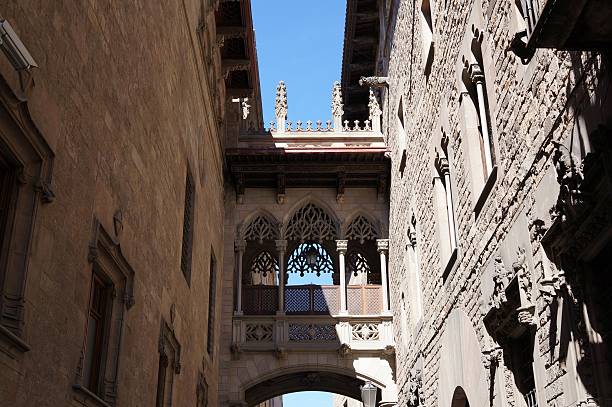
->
219;82;397;406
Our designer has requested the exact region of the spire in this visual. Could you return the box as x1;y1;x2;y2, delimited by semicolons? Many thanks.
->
275;81;287;132
369;89;382;133
331;81;343;131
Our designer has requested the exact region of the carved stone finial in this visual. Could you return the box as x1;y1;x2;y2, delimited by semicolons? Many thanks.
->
275;81;288;120
113;210;124;238
369;88;382;118
331;81;344;118
241;98;250;120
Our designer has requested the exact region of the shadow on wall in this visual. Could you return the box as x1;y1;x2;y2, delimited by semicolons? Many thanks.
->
541;50;612;404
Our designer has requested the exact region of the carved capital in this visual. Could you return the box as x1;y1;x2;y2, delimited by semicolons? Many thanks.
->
336;240;348;254
434;154;450;176
234;239;247;252
469;64;485;84
275;239;287;252
377;239;390;253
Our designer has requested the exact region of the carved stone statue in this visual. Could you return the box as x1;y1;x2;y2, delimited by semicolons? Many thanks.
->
489;256;509;309
550;143;584;223
513;247;532;304
407;367;425;407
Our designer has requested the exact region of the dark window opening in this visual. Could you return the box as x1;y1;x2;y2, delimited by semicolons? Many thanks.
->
0;151;16;287
510;331;538;407
83;271;110;395
207;252;217;356
155;353;169;407
180;170;195;285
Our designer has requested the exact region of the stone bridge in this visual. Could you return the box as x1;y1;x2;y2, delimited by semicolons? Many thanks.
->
219;82;397;406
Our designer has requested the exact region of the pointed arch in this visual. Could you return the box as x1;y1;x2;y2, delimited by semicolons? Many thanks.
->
343;211;382;242
282;197;340;241
238;209;281;242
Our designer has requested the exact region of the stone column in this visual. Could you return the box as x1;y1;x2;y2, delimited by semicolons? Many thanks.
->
275;240;287;314
470;63;494;175
437;157;457;251
377;239;390;314
234;240;246;315
336;240;348;315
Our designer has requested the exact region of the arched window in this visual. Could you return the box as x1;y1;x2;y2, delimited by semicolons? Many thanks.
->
285;203;337;242
347;250;371;276
286;243;334;278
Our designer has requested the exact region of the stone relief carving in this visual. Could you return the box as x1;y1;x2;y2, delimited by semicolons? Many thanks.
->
489;256;509;309
407;367;425;407
550;143;584;223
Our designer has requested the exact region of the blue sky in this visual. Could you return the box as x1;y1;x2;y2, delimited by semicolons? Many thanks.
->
251;1;346;406
253;0;347;126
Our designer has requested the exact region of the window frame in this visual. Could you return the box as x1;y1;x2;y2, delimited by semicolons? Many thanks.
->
180;168;196;285
0;71;54;355
73;220;135;407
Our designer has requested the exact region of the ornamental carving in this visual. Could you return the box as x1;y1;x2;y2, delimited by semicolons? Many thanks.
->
243;215;279;243
345;215;379;243
347;250;372;277
351;323;380;341
285;203;338;242
249;251;278;278
286;243;334;277
288;323;338;341
275;81;287;119
513;247;533;304
331;81;344;118
407;367;425;407
550;143;584;223
489;256;510;309
368;88;382;118
245;323;274;342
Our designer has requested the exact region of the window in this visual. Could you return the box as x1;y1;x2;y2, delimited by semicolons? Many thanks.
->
433;134;458;278
420;0;435;75
180;169;195;284
207;251;217;356
83;272;110;394
406;214;423;323
0;74;54;353
458;35;498;212
156;320;181;407
397;97;408;176
510;331;538;407
73;220;135;406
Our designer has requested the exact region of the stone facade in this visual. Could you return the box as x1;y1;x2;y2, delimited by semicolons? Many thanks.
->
377;1;612;407
0;1;234;406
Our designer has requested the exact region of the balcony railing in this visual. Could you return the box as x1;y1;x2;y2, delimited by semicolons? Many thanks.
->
232;314;394;352
242;284;383;316
524;389;538;407
519;0;612;50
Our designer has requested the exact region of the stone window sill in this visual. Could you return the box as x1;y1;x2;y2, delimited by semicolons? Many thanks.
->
442;247;458;282
0;323;31;354
474;166;498;218
72;384;111;407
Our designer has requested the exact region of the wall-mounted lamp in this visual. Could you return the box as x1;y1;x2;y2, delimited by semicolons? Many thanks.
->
0;20;38;71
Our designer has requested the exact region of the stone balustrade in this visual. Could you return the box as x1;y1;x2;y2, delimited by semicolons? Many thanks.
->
232;314;394;353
